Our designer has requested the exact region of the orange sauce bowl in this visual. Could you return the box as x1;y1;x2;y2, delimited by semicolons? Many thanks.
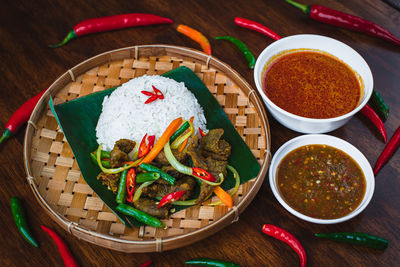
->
254;34;373;133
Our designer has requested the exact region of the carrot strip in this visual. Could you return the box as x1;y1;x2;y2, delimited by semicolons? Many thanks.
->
177;24;211;55
213;186;233;208
141;117;182;164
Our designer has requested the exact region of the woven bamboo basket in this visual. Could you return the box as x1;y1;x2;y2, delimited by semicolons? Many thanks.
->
23;45;271;253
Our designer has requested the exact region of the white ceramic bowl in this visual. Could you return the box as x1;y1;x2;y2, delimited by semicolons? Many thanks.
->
254;34;374;133
269;134;375;224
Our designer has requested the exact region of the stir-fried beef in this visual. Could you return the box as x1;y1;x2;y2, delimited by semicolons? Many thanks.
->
205;157;228;178
142;176;197;200
154;149;187;166
133;198;169;219
200;129;231;161
97;172;120;193
187;135;208;170
110;139;136;167
115;139;136;154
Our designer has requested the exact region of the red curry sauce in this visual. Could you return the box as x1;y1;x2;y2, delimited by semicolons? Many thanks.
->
263;51;361;119
277;145;366;219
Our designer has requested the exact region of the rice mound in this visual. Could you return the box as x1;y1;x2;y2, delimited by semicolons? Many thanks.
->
96;75;207;151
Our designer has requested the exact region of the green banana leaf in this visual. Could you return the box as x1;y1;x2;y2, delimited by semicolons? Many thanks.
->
50;66;260;227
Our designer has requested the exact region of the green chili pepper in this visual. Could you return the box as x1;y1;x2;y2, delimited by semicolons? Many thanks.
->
116;165;129;204
369;90;389;121
185;258;240;267
140;163;175;185
170;121;190;143
215;36;255;69
136;172;160;183
315;232;388;250
116;203;165;228
10;196;39;247
90;152;111;168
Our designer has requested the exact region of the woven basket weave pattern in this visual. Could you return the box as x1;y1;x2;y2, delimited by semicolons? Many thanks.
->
26;46;270;251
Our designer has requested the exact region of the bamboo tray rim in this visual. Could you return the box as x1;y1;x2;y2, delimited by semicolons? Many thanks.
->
23;44;271;252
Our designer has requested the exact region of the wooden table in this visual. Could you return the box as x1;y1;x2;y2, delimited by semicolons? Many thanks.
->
1;0;399;266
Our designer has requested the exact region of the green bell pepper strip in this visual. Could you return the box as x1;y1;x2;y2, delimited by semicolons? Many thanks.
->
139;163;175;185
136;172;160;183
132;181;155;202
209;165;240;206
115;165;129;204
215;36;255;69
185;258;240;267
96;144;141;174
369;90;389;121
10;196;39;247
90;152;111;168
170;121;190;143
315;232;388;250
116;203;165;228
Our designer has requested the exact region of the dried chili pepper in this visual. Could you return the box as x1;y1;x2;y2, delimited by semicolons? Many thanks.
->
41;225;79;267
0;89;46;146
177;24;212;55
126;168;136;203
10;197;38;247
369;90;389;121
286;0;400;46
185;258;240;267
116;203;165;228
50;14;173;48
315;232;388;250
262;224;306;267
234;17;281;41
158;190;186;208
215;36;255;69
361;104;387;143
374;125;400;175
138;134;156;158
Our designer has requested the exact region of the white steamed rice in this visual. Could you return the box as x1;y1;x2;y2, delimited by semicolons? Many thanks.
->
96;75;207;151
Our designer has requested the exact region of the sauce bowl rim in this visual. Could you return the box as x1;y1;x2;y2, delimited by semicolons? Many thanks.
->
254;34;374;123
269;134;375;224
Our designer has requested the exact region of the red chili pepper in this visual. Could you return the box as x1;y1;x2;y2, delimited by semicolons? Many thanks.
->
41;225;79;267
138;134;156;158
138;260;153;267
199;127;206;138
158;191;186;208
286;0;400;46
361;104;387;143
144;95;159;104
152;85;164;99
141;90;154;97
0;89;47;146
234;17;282;41
262;224;306;267
192;167;216;182
374;125;400;175
126;168;136;203
50;14;173;48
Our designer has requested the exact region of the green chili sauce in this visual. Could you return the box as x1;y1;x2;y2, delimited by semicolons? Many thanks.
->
277;145;366;219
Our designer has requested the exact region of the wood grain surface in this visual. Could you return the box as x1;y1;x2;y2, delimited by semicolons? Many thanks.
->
1;0;399;266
